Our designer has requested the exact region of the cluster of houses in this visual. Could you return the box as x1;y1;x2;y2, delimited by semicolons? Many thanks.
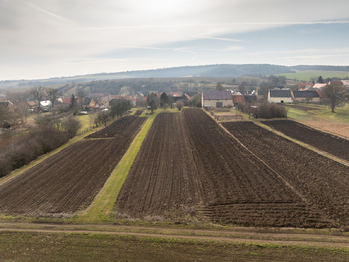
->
202;80;349;108
267;80;349;104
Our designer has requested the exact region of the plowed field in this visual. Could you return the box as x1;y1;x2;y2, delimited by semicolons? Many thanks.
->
0;116;146;215
261;120;349;161
85;111;143;139
223;121;349;227
117;109;331;227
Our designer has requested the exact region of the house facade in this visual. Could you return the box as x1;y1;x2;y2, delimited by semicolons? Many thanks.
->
202;91;233;107
268;89;293;103
293;91;320;102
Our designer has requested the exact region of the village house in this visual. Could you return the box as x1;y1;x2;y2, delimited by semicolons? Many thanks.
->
89;98;97;108
298;83;314;90
328;81;344;87
98;96;110;107
202;91;233;108
313;83;327;89
316;91;327;102
292;91;320;103
232;95;245;107
268;89;293;103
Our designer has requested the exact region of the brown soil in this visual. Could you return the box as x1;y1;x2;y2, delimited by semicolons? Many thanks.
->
0;117;146;215
85;112;143;139
222;121;349;227
261;120;349;161
117;109;329;227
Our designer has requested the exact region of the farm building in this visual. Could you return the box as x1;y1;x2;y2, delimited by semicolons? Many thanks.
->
202;91;233;108
328;81;344;87
40;100;52;109
298;83;314;90
232;95;245;107
292;91;320;102
268;89;293;103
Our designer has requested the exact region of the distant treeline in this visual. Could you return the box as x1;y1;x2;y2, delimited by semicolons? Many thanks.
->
4;64;349;91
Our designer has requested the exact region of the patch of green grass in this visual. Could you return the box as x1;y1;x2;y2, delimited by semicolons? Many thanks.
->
75;109;161;223
276;70;349;81
1;231;349;262
286;107;313;121
313;104;349;122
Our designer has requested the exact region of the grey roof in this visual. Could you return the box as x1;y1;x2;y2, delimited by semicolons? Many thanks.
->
269;89;292;98
203;91;232;100
293;91;320;98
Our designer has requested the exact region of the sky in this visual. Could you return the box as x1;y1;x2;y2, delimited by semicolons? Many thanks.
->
1;0;349;80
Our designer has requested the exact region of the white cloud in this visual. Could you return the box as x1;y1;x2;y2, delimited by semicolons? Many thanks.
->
1;0;349;80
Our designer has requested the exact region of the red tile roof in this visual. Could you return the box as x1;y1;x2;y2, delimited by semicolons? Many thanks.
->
329;81;344;86
316;91;327;98
298;83;314;87
62;98;71;104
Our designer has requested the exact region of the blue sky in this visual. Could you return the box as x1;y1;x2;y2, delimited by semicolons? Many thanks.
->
1;0;349;80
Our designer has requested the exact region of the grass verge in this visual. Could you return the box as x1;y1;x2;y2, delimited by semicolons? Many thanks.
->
1;230;349;261
75;109;161;223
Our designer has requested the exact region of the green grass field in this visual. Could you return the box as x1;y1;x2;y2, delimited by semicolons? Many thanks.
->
1;231;348;262
286;103;349;122
276;71;349;81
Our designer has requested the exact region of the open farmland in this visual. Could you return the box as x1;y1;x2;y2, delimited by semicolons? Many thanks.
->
85;111;143;139
117;109;330;227
0;116;146;215
222;121;349;227
261;120;349;161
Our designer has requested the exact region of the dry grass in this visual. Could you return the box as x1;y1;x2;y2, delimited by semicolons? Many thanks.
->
302;121;349;139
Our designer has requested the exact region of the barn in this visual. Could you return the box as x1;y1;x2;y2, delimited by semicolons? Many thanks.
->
268;89;293;103
202;91;233;108
293;91;320;102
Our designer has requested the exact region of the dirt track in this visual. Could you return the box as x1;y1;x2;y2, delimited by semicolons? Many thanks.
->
223;121;349;227
262;119;349;161
0;116;146;215
117;109;330;227
1;222;349;248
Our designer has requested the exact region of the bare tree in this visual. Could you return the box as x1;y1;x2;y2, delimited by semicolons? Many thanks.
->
216;82;224;91
0;103;14;127
30;86;46;107
323;84;347;112
175;100;184;110
62;117;82;138
14;99;29;124
47;88;61;108
98;111;110;126
77;89;86;100
238;83;246;94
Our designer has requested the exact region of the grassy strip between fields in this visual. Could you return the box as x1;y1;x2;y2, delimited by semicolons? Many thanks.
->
1;230;349;261
75;110;161;223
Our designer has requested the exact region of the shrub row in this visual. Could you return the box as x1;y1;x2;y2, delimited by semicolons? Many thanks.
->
0;117;81;178
238;102;288;119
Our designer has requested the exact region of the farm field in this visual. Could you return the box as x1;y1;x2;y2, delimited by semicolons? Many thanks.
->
117;109;330;227
262;120;349;161
222;121;349;227
276;70;349;81
85;110;143;139
0;115;146;215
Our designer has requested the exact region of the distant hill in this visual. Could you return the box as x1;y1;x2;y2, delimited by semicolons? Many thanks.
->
1;64;349;90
